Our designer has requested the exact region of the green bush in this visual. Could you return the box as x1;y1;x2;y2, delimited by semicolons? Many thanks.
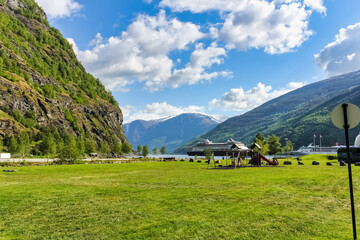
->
40;84;56;98
64;109;74;124
57;134;80;164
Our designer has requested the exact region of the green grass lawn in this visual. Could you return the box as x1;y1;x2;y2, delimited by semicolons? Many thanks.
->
1;156;360;239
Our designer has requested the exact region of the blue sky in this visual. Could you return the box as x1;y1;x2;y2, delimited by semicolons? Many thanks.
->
35;0;360;123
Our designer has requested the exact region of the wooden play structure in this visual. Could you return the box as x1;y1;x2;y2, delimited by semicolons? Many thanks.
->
206;142;279;169
249;143;279;166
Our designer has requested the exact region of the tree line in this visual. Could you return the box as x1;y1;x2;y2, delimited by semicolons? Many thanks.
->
253;132;293;155
136;145;166;157
0;127;132;163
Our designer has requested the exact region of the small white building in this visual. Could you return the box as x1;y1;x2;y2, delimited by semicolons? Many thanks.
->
0;153;11;159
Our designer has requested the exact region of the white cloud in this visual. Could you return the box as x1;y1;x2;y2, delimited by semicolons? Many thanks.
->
287;81;305;89
120;105;136;123
89;33;104;47
170;42;231;89
160;0;324;54
303;0;326;14
315;22;360;76
69;11;229;92
209;81;306;111
347;53;356;61
219;2;312;54
35;0;82;19
121;102;205;123
160;0;246;13
159;0;326;15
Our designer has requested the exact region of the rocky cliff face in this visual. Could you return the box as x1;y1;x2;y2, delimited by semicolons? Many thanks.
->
0;76;124;139
5;0;46;19
0;0;127;151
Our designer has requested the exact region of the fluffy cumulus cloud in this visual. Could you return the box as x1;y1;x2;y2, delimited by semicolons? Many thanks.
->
69;11;229;92
170;42;231;88
209;81;306;111
159;0;326;15
219;2;312;54
121;102;205;123
35;0;82;19
314;22;360;76
303;0;326;14
160;0;325;54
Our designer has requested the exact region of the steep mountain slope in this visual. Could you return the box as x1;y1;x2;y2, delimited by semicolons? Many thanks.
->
124;113;219;153
177;70;360;153
123;118;168;145
0;0;126;154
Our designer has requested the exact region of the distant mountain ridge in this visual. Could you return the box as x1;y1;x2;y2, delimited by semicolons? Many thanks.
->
176;70;360;153
124;113;221;153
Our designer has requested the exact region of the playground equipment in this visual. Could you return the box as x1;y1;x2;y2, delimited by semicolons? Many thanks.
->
204;142;280;169
249;143;279;166
249;152;279;166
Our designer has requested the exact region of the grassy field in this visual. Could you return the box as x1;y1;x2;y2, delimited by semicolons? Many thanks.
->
0;155;360;239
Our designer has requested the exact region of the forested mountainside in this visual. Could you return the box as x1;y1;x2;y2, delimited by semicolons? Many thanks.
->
177;70;360;153
124;113;219;153
0;0;128;157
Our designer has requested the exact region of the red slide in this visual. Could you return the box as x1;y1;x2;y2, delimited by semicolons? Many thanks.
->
259;154;279;166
